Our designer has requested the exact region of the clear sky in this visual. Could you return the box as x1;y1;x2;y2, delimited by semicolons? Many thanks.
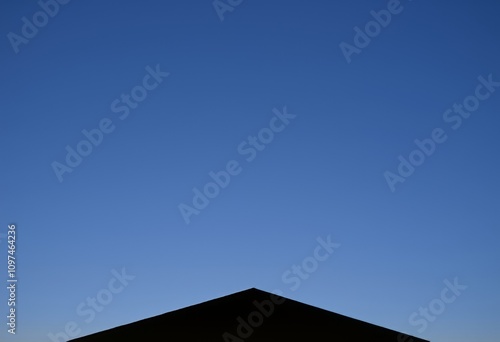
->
1;0;499;341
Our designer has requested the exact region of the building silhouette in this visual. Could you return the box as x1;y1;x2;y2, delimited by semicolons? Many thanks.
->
70;288;428;341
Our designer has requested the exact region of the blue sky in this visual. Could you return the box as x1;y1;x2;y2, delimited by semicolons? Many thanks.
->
1;0;499;341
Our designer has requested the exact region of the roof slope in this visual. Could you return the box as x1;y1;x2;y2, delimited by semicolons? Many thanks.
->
70;288;429;342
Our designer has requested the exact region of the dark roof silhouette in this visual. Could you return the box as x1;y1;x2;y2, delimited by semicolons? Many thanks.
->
70;288;428;341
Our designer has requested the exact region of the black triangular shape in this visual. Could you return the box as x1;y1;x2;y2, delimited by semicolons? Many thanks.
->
70;288;428;341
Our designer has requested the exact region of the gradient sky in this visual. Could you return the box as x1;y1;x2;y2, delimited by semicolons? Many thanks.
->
1;1;499;341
